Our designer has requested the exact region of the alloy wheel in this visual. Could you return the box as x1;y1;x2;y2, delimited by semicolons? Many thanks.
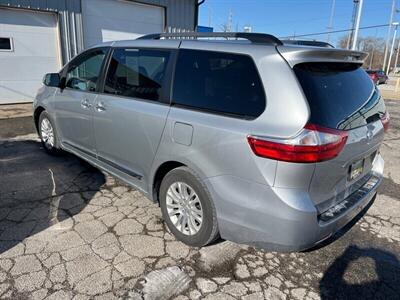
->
166;182;203;236
40;118;55;148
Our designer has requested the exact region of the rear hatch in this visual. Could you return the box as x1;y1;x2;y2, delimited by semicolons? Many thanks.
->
278;46;387;212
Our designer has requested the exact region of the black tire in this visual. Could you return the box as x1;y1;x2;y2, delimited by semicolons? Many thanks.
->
159;166;219;247
38;111;62;155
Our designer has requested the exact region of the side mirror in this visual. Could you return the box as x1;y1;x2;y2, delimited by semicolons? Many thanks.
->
43;73;61;88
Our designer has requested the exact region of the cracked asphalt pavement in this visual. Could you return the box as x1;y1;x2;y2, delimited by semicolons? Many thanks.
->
0;100;399;300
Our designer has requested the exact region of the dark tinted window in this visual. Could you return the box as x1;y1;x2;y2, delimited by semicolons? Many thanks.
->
104;48;170;101
0;38;12;50
65;48;107;92
173;49;266;118
294;63;386;130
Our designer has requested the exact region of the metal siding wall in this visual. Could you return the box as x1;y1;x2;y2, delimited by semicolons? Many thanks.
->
125;0;196;31
0;0;196;28
0;0;68;11
0;0;197;30
0;0;84;62
0;0;196;62
59;8;84;62
166;0;196;31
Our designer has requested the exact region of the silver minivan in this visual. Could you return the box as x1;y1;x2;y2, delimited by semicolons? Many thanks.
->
33;32;388;251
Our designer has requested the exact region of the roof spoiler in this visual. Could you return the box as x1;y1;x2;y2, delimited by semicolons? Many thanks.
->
277;45;368;67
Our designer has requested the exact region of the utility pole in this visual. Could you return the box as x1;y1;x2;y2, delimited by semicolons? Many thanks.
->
208;6;212;27
351;0;364;50
227;10;233;32
394;37;400;72
383;0;397;73
347;1;359;49
388;22;399;74
327;0;336;44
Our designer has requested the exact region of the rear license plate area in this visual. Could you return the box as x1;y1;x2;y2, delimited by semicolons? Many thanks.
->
348;159;364;181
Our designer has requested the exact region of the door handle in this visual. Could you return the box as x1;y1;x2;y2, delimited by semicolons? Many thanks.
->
81;98;91;109
95;101;106;112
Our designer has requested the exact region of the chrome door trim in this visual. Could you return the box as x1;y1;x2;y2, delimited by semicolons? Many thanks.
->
63;141;96;158
98;156;143;180
63;141;143;180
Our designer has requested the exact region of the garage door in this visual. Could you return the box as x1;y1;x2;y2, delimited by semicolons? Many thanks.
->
0;9;61;104
82;0;164;48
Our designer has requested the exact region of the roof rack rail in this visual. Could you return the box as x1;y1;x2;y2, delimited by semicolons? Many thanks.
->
137;32;283;46
281;39;334;48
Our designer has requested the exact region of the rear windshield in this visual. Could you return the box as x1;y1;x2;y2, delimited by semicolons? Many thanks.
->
294;62;386;130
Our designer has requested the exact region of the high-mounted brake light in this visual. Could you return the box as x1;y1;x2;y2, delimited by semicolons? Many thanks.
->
247;124;348;163
381;112;390;132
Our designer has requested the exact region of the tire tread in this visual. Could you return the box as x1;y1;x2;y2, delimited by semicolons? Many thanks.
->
160;166;219;247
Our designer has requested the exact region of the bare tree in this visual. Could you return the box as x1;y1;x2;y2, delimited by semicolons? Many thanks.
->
337;35;386;69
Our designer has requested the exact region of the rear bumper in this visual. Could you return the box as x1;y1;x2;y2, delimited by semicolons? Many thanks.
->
204;155;384;252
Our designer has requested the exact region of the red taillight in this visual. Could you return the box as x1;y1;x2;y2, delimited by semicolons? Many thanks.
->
381;112;390;132
247;124;348;163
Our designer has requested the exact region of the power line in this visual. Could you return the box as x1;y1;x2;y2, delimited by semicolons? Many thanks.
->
279;24;390;39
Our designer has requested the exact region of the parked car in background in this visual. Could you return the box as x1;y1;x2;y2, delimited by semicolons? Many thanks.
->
366;69;388;85
33;32;388;251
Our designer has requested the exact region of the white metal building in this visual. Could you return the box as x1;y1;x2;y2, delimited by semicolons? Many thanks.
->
0;0;198;104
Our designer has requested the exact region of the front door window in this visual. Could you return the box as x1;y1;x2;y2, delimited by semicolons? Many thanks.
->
65;48;107;92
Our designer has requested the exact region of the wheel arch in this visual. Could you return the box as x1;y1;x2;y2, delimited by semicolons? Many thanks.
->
34;106;46;133
151;161;186;204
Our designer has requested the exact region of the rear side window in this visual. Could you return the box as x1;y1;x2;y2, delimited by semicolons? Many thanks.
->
294;63;385;130
173;49;266;119
104;48;170;101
